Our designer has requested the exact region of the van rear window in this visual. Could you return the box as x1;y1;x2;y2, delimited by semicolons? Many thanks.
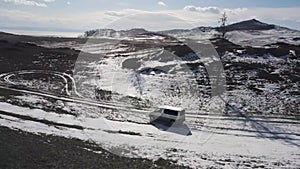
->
164;109;178;116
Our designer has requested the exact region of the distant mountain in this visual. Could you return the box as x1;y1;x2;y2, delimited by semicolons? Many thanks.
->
84;28;148;38
221;19;276;31
158;29;191;35
188;19;293;32
192;26;214;32
84;19;297;39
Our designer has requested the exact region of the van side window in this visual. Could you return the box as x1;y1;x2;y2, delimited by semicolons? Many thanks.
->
164;109;178;116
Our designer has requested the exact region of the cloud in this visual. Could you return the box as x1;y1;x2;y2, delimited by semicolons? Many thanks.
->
107;12;190;31
0;9;34;20
2;0;47;7
44;0;55;2
66;1;71;5
104;11;126;17
158;1;166;6
183;5;220;14
1;7;299;32
224;8;247;15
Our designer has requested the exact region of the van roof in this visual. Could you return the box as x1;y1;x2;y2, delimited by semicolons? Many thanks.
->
158;105;184;111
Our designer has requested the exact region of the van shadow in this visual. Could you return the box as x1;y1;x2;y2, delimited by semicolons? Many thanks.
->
150;120;192;136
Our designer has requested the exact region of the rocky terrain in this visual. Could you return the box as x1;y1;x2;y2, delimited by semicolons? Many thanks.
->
0;19;299;168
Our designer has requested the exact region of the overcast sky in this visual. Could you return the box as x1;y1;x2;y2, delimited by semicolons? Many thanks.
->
0;0;300;33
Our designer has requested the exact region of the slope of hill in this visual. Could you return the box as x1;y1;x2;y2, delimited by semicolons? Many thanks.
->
82;19;300;47
0;19;299;168
221;19;276;31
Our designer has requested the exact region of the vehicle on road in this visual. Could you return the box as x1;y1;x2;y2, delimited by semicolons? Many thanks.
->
149;105;185;126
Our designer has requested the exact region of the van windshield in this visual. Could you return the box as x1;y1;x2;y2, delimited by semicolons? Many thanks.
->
164;109;178;116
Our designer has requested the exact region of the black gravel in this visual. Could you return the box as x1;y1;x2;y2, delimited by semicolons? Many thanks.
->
0;126;189;169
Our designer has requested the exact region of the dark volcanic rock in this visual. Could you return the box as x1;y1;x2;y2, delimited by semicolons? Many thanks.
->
293;37;300;41
0;126;189;169
221;19;276;31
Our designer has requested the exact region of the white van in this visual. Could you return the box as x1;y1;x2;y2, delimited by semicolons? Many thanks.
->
149;105;185;125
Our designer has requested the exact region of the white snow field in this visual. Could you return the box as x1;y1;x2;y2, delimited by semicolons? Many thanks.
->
32;26;300;50
0;101;299;168
1;21;299;168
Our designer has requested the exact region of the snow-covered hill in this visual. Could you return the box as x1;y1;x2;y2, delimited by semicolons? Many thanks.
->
84;28;148;39
83;19;300;47
0;18;299;168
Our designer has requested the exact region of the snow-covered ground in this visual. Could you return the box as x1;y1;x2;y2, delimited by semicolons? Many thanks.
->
32;27;300;51
165;27;300;47
226;28;300;47
0;101;299;168
1;23;299;168
74;49;208;111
